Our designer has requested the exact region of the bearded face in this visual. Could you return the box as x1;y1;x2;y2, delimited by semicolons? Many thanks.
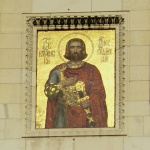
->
69;51;85;61
64;40;87;61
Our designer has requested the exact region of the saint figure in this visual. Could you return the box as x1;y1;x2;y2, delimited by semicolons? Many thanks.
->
44;38;108;128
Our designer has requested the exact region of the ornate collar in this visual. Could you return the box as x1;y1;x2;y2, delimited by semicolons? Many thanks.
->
66;61;85;68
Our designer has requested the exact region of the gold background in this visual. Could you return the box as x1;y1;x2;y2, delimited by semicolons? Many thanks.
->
36;30;115;128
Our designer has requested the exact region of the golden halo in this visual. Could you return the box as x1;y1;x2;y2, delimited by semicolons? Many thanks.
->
57;32;94;62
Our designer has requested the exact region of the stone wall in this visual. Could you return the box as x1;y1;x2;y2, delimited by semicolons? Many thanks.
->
0;0;150;150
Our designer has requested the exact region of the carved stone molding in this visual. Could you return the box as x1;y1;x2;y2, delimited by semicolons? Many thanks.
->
23;12;128;137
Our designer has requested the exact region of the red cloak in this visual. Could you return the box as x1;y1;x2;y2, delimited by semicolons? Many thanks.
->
45;62;108;128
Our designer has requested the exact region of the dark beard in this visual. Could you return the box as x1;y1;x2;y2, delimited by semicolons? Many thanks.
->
70;52;83;61
64;50;88;61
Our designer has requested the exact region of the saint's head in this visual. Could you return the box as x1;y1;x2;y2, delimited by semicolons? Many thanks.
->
64;38;88;61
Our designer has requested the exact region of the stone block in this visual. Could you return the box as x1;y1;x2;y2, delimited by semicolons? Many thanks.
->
25;139;37;150
129;81;149;101
0;104;6;118
123;0;150;10
7;104;20;118
0;49;21;69
25;138;74;150
0;84;21;104
144;116;150;136
0;130;4;139
1;14;21;33
0;0;20;13
130;31;150;46
0;119;5;139
92;0;122;11
127;117;143;136
52;138;74;150
124;137;150;150
0;69;21;83
37;138;50;150
21;0;32;13
129;46;149;66
127;101;149;116
0;34;21;49
47;138;61;150
5;119;20;139
32;0;91;13
129;66;149;81
0;139;25;150
130;10;150;30
75;137;123;150
0;119;5;130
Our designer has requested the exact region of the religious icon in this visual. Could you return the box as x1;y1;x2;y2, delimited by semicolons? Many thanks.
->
36;30;115;129
44;38;107;128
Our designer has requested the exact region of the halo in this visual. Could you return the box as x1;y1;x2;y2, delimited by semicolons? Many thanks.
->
57;32;94;62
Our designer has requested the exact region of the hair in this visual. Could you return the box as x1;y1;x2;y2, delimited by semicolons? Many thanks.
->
64;38;88;60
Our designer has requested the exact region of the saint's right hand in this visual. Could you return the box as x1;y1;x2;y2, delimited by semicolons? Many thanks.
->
61;77;78;87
